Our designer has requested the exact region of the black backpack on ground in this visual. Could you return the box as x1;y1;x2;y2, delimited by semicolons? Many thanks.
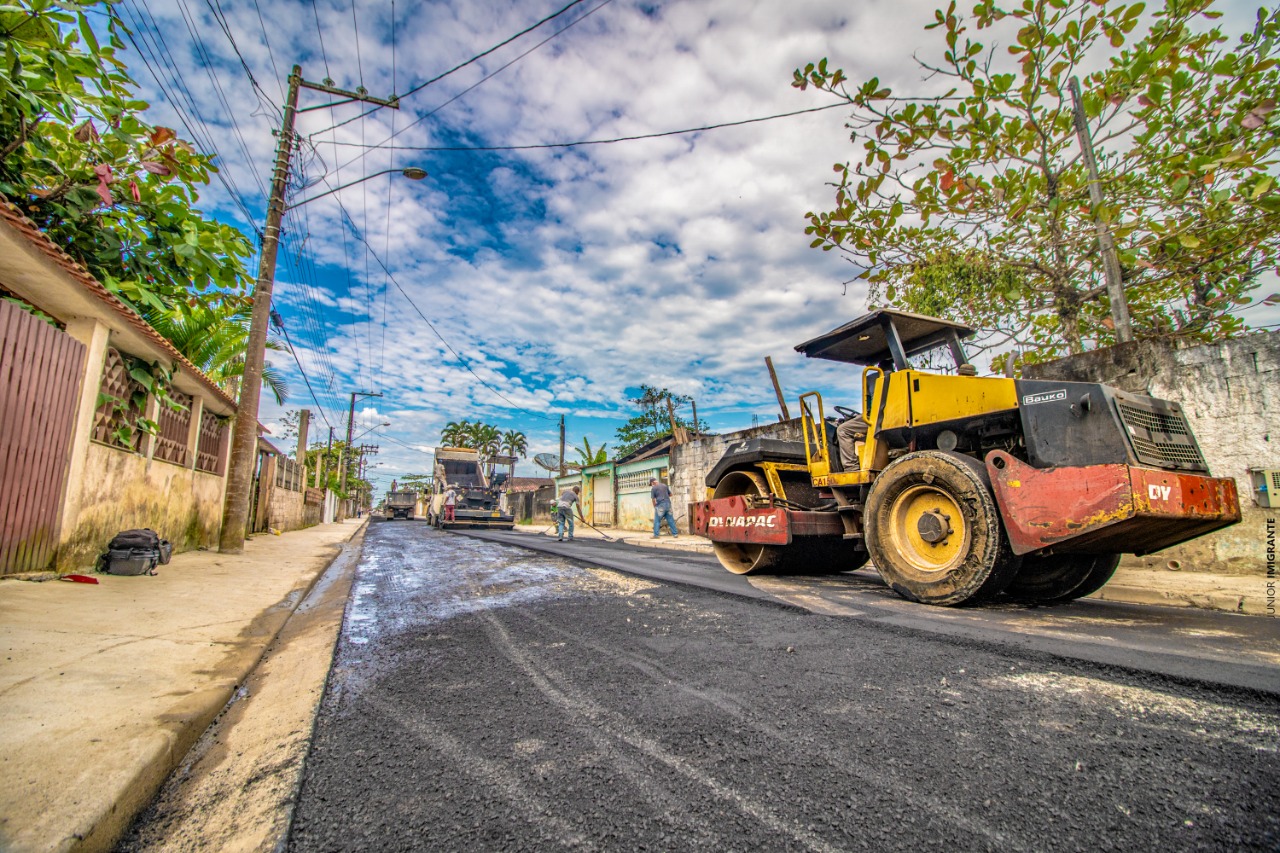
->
97;528;173;576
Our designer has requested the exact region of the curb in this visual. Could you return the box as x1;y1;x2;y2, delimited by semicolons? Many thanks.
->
1090;583;1256;615
83;519;370;853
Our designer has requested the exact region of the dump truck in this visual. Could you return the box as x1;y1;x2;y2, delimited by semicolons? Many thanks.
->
428;447;515;530
384;487;417;520
691;309;1241;606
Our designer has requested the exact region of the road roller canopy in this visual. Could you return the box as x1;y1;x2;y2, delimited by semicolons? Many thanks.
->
793;309;975;371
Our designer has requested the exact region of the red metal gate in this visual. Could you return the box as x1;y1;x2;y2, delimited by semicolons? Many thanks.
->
0;301;85;573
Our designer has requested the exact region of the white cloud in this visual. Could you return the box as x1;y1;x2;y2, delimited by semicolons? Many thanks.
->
123;0;1272;491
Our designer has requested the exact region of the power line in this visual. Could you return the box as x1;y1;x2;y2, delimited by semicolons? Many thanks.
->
379;434;437;455
309;0;331;81
318;0;608;161
273;313;333;429
173;0;271;202
322;102;851;153
403;0;590;101
328;199;556;420
113;1;263;231
203;0;282;121
250;0;285;103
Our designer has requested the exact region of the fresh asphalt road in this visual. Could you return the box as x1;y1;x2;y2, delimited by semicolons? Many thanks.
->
287;521;1280;851
468;529;1280;696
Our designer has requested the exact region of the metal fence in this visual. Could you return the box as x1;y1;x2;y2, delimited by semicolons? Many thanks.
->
0;301;85;573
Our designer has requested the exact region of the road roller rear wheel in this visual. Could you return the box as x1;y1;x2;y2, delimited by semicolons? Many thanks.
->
865;451;1020;606
1007;553;1122;604
709;470;867;576
1006;552;1120;604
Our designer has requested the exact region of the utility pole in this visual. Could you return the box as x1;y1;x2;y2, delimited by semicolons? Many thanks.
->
220;66;400;552
558;415;566;478
341;391;382;497
1069;76;1133;344
295;408;309;488
358;443;379;513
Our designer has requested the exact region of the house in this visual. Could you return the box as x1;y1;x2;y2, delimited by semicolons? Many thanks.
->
0;199;238;573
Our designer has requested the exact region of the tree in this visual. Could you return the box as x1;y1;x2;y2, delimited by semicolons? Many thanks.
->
795;0;1280;368
304;435;350;494
440;420;473;448
613;385;704;458
471;423;502;477
0;1;255;323
397;472;433;494
501;429;528;481
573;437;608;469
145;301;289;404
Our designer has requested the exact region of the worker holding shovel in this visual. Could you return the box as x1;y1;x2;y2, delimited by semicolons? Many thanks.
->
555;485;584;541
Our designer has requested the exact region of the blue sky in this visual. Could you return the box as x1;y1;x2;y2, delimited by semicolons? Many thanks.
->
111;0;1278;491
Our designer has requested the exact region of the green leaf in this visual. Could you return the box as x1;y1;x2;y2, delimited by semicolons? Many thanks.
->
77;13;97;53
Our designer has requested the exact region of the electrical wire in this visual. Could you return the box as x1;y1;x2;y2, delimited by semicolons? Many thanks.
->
379;434;437;455
275;320;333;429
317;0;591;139
203;0;282;121
174;0;271;202
328;102;852;153
250;0;285;103
379;0;397;397
328;199;556;420
324;0;616;148
115;3;260;220
309;0;332;82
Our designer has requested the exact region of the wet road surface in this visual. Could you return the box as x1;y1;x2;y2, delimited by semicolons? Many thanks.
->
288;521;1280;851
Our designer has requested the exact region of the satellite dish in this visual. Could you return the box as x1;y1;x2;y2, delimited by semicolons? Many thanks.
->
533;453;561;472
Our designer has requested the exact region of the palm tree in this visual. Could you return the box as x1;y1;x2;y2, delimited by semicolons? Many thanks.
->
440;420;472;448
573;436;608;469
145;300;290;404
471;423;502;477
501;429;528;481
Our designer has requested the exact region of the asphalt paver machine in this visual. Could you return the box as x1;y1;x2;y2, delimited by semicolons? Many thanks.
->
429;447;515;530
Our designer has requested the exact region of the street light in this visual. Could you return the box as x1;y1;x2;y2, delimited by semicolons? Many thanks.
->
215;67;430;553
353;422;391;442
289;167;428;207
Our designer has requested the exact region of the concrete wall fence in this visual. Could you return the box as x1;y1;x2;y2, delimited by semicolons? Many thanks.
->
1025;332;1278;573
509;485;557;524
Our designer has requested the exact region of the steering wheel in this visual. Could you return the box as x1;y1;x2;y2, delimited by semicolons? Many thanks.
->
833;405;859;420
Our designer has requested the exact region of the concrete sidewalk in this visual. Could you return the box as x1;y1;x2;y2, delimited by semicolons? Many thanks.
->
511;523;1268;615
0;518;366;853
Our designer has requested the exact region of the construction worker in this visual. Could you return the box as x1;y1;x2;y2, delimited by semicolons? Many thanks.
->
444;484;457;523
650;477;678;538
555;485;583;541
